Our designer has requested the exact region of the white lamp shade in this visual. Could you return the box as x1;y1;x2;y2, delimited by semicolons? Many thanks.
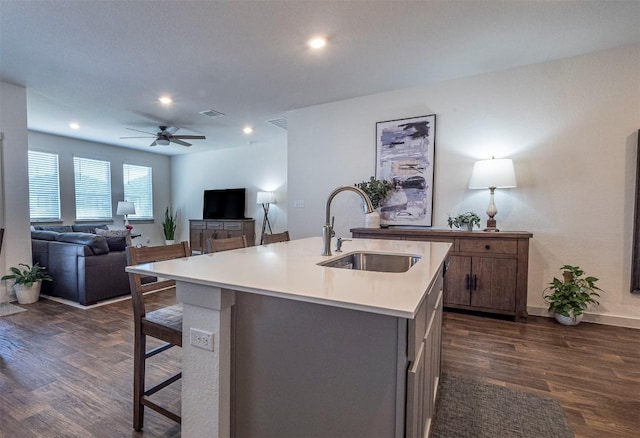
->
116;201;136;215
256;191;275;204
468;158;517;189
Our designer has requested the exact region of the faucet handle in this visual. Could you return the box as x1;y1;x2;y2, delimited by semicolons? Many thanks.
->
330;216;336;237
335;238;351;252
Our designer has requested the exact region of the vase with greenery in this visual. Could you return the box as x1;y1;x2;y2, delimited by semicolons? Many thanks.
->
355;177;395;228
2;263;52;304
355;177;395;209
162;207;177;243
447;211;481;231
542;265;602;326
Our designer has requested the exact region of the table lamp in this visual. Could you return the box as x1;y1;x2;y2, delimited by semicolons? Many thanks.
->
468;157;516;232
116;201;136;229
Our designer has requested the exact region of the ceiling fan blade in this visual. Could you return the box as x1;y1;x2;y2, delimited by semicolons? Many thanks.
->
170;138;192;147
172;135;206;140
120;136;156;139
150;140;158;147
165;126;179;134
126;127;156;135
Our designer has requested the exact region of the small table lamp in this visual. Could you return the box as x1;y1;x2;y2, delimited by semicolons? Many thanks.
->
468;157;516;232
257;192;275;244
116;201;136;229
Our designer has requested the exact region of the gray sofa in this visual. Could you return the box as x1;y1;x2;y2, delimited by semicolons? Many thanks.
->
31;224;130;305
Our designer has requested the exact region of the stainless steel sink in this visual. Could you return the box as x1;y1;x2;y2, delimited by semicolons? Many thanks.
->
318;251;421;273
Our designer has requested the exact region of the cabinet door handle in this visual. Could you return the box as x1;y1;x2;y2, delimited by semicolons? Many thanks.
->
465;274;470;290
474;275;478;290
485;244;491;250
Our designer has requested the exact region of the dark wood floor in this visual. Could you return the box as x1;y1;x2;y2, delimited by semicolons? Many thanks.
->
1;294;638;437
442;311;640;438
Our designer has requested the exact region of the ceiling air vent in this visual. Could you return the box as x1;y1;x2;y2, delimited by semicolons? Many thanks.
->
199;109;225;118
265;117;288;131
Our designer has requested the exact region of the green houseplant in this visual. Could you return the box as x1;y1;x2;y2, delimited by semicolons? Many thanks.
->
355;176;395;209
542;265;603;326
162;207;177;243
2;263;52;304
447;211;481;231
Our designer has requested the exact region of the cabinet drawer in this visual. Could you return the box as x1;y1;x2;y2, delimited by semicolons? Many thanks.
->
224;222;242;231
458;239;517;255
207;222;224;230
191;221;206;229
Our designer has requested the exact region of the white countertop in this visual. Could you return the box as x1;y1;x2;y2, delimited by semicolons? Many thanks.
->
126;237;451;318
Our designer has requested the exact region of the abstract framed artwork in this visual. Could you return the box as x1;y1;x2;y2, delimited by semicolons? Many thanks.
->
376;114;436;226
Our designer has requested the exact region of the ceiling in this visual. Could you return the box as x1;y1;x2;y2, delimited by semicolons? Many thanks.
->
1;1;639;156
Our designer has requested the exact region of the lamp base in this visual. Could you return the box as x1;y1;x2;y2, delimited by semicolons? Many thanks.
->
484;218;500;232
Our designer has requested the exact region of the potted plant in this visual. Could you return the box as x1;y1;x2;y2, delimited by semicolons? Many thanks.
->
1;263;52;304
542;265;603;326
355;177;395;228
162;207;177;244
447;211;481;231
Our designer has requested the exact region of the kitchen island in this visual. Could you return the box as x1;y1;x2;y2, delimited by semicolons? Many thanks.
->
127;236;451;437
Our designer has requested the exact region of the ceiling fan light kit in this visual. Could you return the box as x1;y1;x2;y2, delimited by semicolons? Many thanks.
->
120;125;206;147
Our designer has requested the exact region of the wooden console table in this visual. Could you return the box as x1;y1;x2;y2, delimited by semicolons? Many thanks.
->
190;219;255;252
351;228;532;321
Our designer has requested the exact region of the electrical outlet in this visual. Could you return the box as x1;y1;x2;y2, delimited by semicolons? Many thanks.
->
294;200;305;208
190;328;214;351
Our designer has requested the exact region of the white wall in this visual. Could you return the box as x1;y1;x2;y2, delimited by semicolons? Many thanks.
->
171;142;287;243
28;132;172;246
287;44;640;326
0;81;32;301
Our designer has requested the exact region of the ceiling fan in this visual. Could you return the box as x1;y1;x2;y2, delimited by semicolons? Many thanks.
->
120;125;206;147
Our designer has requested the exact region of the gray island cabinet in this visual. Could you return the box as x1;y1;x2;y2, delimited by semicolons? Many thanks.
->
126;237;451;437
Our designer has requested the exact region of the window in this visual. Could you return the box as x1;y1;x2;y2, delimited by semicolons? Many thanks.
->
74;156;112;220
28;151;61;221
123;163;153;219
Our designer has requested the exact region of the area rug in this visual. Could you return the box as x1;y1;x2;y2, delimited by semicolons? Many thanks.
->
431;374;574;438
0;302;27;317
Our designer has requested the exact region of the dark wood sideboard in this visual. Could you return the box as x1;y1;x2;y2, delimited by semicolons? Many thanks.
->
351;228;533;321
190;219;255;252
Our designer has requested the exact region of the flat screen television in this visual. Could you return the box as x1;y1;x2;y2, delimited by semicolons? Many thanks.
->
203;188;246;220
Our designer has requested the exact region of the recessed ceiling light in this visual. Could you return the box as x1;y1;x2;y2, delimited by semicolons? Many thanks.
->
158;96;173;105
307;36;327;49
243;126;254;135
69;122;80;130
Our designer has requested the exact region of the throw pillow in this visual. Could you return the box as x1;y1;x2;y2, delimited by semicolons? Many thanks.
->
96;228;132;246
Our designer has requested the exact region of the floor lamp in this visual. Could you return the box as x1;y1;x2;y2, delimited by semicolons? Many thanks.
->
468;157;516;232
257;192;275;244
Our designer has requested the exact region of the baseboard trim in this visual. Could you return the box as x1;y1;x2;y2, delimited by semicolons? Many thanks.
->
527;306;640;329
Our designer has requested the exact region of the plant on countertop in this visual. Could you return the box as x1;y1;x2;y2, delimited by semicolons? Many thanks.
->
1;263;52;287
447;211;481;230
162;207;177;240
542;265;603;324
355;176;395;209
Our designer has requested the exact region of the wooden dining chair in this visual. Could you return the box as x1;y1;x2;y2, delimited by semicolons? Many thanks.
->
126;241;190;431
204;235;248;253
263;231;290;244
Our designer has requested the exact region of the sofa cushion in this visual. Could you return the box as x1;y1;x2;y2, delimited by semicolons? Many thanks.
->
96;228;132;247
56;232;110;255
34;225;73;233
103;236;127;252
72;224;109;234
31;230;60;241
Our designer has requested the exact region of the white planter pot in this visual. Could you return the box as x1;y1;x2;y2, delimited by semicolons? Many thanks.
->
554;311;583;326
13;281;42;304
165;239;176;245
364;211;381;228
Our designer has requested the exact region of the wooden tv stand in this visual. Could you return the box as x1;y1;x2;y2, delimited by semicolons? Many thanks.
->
189;219;255;252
